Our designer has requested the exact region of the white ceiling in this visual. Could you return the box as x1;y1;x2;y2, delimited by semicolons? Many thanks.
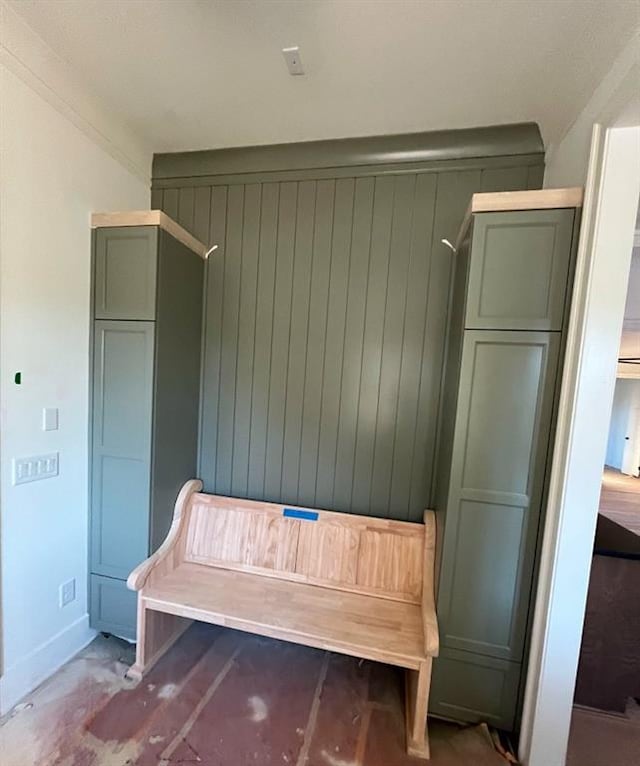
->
7;0;639;154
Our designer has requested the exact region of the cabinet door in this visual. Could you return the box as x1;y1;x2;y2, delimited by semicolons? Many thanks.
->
437;330;560;662
90;320;154;579
466;209;575;330
90;574;137;640
94;227;157;320
430;647;521;730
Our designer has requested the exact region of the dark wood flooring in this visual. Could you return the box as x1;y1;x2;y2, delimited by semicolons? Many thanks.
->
1;624;508;766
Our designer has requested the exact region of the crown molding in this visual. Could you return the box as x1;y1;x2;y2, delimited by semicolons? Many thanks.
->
0;1;152;183
153;122;544;182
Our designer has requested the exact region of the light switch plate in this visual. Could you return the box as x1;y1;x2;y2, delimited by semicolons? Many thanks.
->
12;452;59;485
43;407;59;431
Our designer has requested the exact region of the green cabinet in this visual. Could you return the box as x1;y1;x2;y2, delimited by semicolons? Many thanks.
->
431;202;579;730
94;227;158;320
437;330;559;662
465;210;574;331
90;320;154;580
430;648;521;728
89;222;204;640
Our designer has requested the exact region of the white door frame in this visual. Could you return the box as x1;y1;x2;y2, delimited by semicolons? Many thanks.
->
519;124;640;766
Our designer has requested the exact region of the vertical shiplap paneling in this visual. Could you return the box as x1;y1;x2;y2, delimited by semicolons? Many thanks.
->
263;182;298;500
215;185;245;495
415;169;481;512
150;188;163;209
389;173;437;519
480;165;529;193
177;187;195;232
297;180;336;507
192;186;212;245
162;188;179;219
247;183;280;498
315;178;356;510
177;157;541;519
527;164;545;189
332;176;375;510
350;176;395;515
369;175;417;516
280;181;317;502
198;185;228;485
231;183;262;496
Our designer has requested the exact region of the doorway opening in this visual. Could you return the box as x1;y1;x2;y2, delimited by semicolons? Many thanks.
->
569;201;640;766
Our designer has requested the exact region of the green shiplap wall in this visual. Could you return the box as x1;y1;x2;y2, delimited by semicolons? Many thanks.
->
152;134;544;521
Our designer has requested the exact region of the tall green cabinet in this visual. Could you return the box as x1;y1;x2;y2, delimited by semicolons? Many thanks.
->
430;190;582;730
89;212;206;639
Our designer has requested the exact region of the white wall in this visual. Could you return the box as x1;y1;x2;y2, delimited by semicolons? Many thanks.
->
544;32;640;188
0;64;150;713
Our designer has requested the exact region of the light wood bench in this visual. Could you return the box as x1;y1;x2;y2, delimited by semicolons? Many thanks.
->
127;480;439;758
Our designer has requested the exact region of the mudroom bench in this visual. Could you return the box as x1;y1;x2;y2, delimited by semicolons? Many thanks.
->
127;480;439;758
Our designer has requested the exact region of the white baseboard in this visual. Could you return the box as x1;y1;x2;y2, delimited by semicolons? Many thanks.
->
0;614;96;715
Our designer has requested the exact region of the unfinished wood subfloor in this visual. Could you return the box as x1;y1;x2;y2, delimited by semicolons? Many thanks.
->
1;623;508;766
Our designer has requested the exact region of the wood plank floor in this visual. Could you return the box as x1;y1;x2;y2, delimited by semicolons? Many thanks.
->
600;467;640;536
567;703;640;766
0;624;509;766
2;624;637;765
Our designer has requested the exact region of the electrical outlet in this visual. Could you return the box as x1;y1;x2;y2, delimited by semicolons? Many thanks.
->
59;578;76;608
282;46;304;75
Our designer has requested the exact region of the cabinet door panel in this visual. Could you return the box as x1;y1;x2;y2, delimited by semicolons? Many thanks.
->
430;647;521;730
90;574;137;640
94;227;157;319
437;330;560;661
466;209;574;330
90;320;154;579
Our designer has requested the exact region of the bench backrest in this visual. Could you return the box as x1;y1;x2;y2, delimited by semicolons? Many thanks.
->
183;493;431;604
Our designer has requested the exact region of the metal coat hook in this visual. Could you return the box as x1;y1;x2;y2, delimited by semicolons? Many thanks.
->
205;244;219;259
441;239;457;254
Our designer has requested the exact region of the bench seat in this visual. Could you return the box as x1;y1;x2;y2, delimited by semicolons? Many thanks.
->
144;562;427;669
127;481;439;759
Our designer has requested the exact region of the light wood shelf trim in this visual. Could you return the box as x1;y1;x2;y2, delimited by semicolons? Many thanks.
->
91;210;208;258
471;187;584;214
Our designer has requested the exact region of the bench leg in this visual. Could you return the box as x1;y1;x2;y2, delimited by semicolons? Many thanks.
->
405;658;432;759
127;601;192;682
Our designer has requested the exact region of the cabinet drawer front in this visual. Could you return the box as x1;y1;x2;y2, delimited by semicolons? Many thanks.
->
94;226;158;320
90;320;154;579
437;330;560;661
466;209;575;330
90;574;137;640
429;647;521;730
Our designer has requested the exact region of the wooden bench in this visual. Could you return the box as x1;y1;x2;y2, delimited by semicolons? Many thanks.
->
127;480;439;758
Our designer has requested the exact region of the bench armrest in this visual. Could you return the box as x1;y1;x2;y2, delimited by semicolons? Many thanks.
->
422;510;440;656
127;479;202;592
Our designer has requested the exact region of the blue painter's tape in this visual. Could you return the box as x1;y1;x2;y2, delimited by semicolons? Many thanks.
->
283;508;319;521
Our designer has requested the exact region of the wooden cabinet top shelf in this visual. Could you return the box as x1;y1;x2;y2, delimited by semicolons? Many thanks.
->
91;210;208;259
456;187;583;249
